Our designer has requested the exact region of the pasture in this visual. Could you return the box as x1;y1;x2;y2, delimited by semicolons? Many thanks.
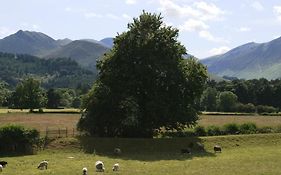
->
1;134;281;175
1;111;281;133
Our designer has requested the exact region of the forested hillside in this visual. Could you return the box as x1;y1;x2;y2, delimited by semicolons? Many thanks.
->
0;52;96;88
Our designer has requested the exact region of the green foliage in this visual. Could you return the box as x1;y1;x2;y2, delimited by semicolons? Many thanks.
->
0;80;11;106
257;105;278;114
200;87;218;111
46;88;61;108
0;52;96;89
223;123;240;135
0;125;39;154
218;91;238;112
194;126;206;136
206;125;222;136
236;103;256;113
10;78;46;110
239;123;257;134
78;11;208;137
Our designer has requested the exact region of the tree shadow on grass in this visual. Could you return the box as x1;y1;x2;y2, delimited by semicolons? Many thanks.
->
78;136;215;161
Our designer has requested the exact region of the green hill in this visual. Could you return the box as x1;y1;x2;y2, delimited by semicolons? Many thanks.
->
44;40;110;72
0;52;96;88
202;37;281;80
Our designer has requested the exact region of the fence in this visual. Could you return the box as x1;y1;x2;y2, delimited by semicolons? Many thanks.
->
40;127;80;138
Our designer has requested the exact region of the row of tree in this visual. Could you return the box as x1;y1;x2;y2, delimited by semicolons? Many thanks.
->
0;78;87;110
200;78;281;112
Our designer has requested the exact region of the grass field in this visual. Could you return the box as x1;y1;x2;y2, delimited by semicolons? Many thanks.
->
1;112;281;133
1;134;281;175
199;114;281;127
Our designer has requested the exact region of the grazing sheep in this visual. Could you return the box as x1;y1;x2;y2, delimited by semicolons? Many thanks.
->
114;148;121;156
37;160;48;170
214;145;222;153
95;160;105;172
112;163;119;171
82;167;88;175
0;165;3;172
0;161;7;167
181;148;191;154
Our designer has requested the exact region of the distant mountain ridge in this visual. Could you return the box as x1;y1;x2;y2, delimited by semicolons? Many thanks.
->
0;30;111;73
202;37;281;80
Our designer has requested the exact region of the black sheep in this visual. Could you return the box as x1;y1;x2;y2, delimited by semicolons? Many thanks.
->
214;145;222;153
0;161;7;167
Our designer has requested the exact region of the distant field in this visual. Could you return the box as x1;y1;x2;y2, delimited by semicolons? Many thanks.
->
0;113;80;132
0;108;80;113
1;112;281;133
199;114;281;127
1;134;281;175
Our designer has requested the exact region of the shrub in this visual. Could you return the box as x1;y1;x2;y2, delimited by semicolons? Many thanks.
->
38;108;44;113
206;125;222;136
194;126;206;136
236;103;256;113
239;123;257;134
0;125;40;154
274;125;281;133
223;123;239;135
258;126;274;133
257;105;278;114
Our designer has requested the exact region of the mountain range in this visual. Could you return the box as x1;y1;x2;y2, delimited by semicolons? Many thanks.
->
202;37;281;80
0;30;113;73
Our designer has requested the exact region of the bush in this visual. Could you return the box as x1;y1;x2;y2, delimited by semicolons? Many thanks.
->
236;103;256;113
194;126;206;136
239;123;257;134
206;125;222;136
258;126;274;133
274;125;281;133
257;105;278;114
223;123;240;135
0;125;40;154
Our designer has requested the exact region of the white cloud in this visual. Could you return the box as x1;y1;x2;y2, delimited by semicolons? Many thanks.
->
199;30;227;43
209;46;230;55
0;27;15;39
122;14;132;20
125;0;137;5
179;19;209;32
239;27;251;32
274;5;281;20
158;0;225;21
251;1;264;11
158;0;227;43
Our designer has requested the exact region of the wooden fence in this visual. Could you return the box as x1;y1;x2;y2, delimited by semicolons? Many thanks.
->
40;128;80;138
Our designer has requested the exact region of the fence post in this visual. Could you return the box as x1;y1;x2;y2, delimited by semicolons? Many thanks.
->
73;128;75;137
66;128;68;137
58;128;60;137
46;127;48;138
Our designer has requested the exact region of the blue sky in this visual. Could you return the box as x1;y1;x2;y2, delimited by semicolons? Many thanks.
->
0;0;281;58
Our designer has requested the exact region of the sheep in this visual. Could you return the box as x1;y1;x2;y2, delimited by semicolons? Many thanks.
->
37;160;48;170
214;145;222;153
114;148;121;156
112;163;119;171
95;160;105;172
0;165;2;172
0;161;7;167
82;167;88;175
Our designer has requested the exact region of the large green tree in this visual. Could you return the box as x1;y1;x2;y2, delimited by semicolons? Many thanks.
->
11;78;46;111
78;11;208;137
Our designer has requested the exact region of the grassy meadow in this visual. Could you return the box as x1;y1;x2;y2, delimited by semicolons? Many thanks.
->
1;134;281;175
1;110;281;174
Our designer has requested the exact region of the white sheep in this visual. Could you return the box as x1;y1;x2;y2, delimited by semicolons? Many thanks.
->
0;164;3;172
95;160;105;172
82;167;88;175
112;163;119;171
37;160;48;170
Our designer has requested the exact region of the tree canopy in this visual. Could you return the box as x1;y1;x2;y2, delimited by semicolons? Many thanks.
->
78;11;208;137
10;78;46;111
